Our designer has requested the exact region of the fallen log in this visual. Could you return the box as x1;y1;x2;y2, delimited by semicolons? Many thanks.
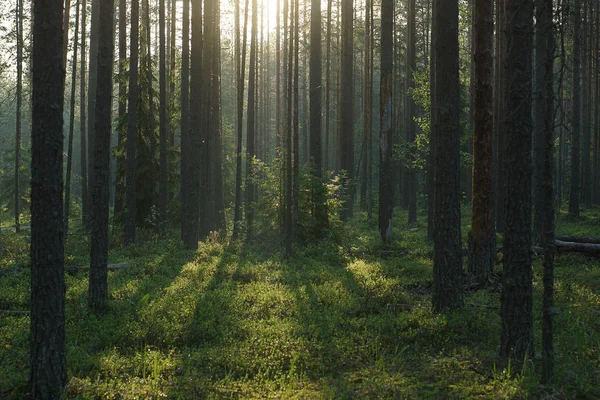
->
554;240;600;254
555;235;600;245
65;263;135;273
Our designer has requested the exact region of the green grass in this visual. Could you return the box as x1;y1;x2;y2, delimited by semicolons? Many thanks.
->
1;206;599;398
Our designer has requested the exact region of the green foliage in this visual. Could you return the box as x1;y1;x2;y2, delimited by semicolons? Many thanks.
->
0;142;30;218
1;207;600;398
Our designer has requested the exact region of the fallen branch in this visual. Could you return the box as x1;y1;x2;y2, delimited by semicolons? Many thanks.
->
555;235;600;245
554;240;600;254
65;263;135;273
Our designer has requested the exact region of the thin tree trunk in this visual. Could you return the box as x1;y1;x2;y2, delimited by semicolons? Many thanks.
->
406;0;417;224
379;0;394;242
80;0;88;225
570;0;582;218
180;0;191;244
159;0;167;233
246;0;258;240
339;0;354;221
125;0;140;245
115;0;127;221
324;0;332;170
87;0;100;213
233;0;250;239
89;0;115;311
15;0;23;233
64;0;81;236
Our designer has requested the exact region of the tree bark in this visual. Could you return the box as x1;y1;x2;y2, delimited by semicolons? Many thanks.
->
125;0;140;245
339;0;354;221
79;0;88;225
379;0;394;242
64;0;81;236
406;0;417;224
180;0;190;243
500;0;534;362
246;0;258;240
114;0;127;221
15;0;23;234
29;0;67;394
89;0;115;312
159;0;168;234
469;0;494;279
570;0;581;218
432;0;463;312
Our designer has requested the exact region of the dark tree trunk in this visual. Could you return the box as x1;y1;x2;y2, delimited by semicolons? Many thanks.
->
64;0;81;236
125;0;140;245
246;0;258;240
212;1;226;234
339;0;354;221
468;0;494;279
159;0;168;233
293;0;300;238
114;0;127;221
432;0;463;312
89;0;115;312
406;0;417;224
324;0;332;171
233;0;250;240
310;0;327;230
79;0;88;225
29;0;67;395
285;0;293;253
199;0;215;239
534;0;556;382
494;0;506;233
15;0;23;233
87;0;100;215
582;0;592;206
183;0;203;249
570;0;581;218
180;0;190;242
594;4;600;205
427;0;436;242
379;0;394;242
143;0;157;213
500;0;534;362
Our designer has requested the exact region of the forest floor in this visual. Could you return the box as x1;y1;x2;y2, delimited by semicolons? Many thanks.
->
1;207;599;399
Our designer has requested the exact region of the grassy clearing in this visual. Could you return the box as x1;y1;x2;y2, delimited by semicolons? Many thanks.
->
1;207;599;399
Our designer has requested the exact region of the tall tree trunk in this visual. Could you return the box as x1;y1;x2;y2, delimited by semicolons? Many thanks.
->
125;0;140;245
500;0;534;362
427;0;436;242
324;0;333;170
115;0;127;221
180;0;191;243
468;0;494;279
212;3;226;233
15;0;23;233
379;0;394;242
534;0;556;382
89;0;115;311
87;0;100;215
233;0;250;239
293;0;300;238
185;0;203;249
432;0;463;312
495;0;506;233
246;0;258;240
79;0;88;225
62;0;72;70
581;0;591;206
570;0;582;218
285;0;293;253
143;0;157;212
594;3;600;204
30;0;67;395
406;0;417;224
64;0;81;236
310;0;327;231
159;0;167;233
339;0;354;221
199;0;215;239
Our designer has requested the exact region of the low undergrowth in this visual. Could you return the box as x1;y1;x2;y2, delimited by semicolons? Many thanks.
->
1;207;599;398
